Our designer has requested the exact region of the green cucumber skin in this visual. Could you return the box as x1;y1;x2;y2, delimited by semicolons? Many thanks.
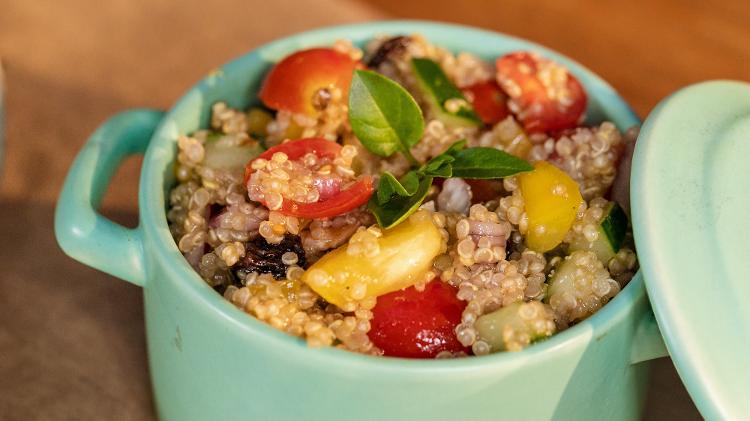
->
568;201;629;264
601;202;628;252
203;133;264;171
411;58;482;127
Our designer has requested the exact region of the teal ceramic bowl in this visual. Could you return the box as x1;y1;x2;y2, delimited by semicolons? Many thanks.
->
55;21;668;421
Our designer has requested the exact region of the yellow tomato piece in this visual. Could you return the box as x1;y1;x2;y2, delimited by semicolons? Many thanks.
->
301;211;442;308
518;161;583;252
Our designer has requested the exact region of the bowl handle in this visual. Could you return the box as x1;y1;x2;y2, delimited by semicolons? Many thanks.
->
630;304;669;364
55;109;165;287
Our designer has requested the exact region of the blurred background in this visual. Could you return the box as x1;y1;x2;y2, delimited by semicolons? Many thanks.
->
1;0;747;419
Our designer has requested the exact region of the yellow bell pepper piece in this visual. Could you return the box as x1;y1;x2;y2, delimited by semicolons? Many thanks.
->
518;161;583;252
301;210;442;309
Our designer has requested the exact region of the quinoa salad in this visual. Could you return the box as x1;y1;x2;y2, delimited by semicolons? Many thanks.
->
167;35;639;358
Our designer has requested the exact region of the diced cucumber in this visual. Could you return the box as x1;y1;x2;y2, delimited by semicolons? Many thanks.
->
203;133;264;172
545;250;618;325
475;301;556;353
410;58;482;128
601;201;628;251
569;201;629;264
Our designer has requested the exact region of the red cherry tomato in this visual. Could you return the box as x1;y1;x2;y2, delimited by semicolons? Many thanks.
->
496;51;587;133
245;138;373;219
312;176;342;201
369;281;468;358
279;177;373;219
245;137;342;185
462;80;510;125
259;48;362;116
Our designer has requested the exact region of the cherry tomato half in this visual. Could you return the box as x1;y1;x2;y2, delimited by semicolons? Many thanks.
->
496;51;587;133
245;138;373;219
369;281;468;358
259;48;362;116
278;177;373;219
462;80;510;125
246;137;342;185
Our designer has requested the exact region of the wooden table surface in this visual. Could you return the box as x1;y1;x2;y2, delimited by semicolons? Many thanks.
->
2;0;747;419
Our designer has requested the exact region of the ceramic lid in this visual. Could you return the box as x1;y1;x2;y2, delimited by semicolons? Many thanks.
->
631;80;750;420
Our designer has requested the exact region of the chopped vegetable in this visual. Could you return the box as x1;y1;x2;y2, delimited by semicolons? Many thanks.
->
568;201;629;264
301;210;442;308
475;301;556;352
245;137;341;184
462;80;510;125
496;51;587;133
411;58;482;127
546;250;620;325
203;134;263;172
259;48;362;116
245;138;373;219
518;161;583;252
280;177;373;219
490;116;533;159
600;201;628;251
369;280;467;358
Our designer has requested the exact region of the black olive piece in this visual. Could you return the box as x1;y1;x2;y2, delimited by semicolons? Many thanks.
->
366;36;410;68
234;234;307;280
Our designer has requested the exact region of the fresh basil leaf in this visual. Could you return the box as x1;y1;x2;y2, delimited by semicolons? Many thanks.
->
376;171;421;205
411;58;482;127
443;139;467;156
400;170;420;195
369;174;433;229
421;154;454;178
377;172;406;204
348;70;424;164
420;140;466;177
450;147;533;179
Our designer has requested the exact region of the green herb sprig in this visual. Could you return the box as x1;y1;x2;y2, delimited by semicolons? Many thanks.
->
348;63;533;228
411;58;482;127
348;69;423;166
368;140;532;228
